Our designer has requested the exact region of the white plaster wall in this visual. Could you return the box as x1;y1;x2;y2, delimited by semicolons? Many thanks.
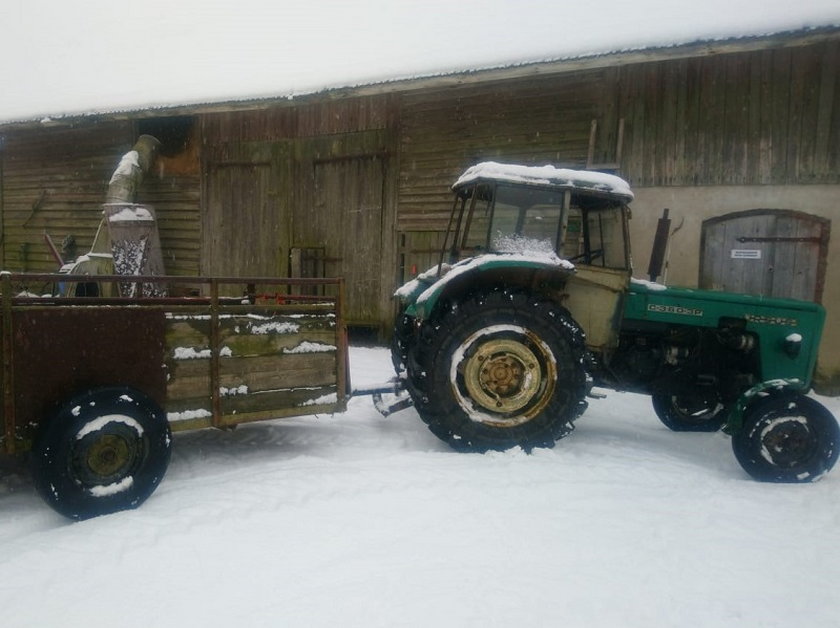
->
627;185;839;394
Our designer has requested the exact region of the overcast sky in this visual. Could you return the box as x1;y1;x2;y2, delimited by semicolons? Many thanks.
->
1;0;838;122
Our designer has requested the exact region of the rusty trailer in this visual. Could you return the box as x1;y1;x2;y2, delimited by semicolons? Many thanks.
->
0;272;349;519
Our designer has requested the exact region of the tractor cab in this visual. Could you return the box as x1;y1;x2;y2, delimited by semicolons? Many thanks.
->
443;162;633;270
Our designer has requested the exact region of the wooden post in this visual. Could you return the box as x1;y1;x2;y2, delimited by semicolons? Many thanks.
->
1;273;16;454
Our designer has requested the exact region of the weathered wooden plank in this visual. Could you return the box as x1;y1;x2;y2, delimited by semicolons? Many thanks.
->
165;368;212;401
217;361;335;395
219;385;338;416
770;48;793;182
786;47;808;182
794;46;824;182
724;53;750;184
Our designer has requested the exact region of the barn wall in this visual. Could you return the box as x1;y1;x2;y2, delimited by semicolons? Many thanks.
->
397;68;610;233
199;94;401;330
0;120;201;276
202;94;399;142
0;122;132;273
397;39;839;236
618;40;840;187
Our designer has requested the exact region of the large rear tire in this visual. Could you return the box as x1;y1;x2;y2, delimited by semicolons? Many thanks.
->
732;393;839;483
32;386;172;520
411;291;588;452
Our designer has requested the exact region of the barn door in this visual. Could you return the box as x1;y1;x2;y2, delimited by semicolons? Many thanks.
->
293;155;385;326
203;161;278;279
699;210;829;302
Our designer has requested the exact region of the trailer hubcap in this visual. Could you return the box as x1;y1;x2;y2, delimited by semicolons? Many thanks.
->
72;420;144;487
85;434;133;478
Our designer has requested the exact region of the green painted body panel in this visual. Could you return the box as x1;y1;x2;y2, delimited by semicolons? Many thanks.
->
624;281;825;387
399;256;572;320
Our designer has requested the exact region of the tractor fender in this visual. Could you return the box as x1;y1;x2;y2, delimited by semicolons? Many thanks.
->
726;378;808;433
406;254;575;322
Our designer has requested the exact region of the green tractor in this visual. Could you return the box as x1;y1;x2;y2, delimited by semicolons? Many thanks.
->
392;162;839;482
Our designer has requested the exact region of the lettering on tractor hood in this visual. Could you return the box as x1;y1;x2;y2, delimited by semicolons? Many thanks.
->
646;303;704;317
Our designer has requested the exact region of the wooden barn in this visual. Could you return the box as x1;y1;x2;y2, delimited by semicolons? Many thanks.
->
1;26;839;391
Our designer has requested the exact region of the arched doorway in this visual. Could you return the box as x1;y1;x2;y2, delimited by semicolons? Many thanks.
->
699;209;830;302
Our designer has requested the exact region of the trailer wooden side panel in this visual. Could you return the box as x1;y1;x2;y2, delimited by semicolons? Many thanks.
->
164;303;344;431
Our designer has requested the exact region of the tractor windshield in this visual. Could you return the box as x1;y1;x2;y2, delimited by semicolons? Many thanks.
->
455;183;565;256
448;181;630;269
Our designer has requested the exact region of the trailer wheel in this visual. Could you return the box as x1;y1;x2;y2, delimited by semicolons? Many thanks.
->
413;291;588;452
32;387;172;520
652;390;727;432
732;393;839;483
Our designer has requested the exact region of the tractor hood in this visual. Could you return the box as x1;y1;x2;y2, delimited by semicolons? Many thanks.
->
626;277;826;386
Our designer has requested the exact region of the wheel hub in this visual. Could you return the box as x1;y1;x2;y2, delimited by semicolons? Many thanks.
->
86;434;133;478
71;419;146;487
761;418;815;467
454;328;556;426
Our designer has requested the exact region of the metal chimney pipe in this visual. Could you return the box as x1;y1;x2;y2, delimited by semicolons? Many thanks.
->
105;134;162;203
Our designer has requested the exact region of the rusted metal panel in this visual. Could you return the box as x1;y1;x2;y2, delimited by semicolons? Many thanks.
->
9;306;167;450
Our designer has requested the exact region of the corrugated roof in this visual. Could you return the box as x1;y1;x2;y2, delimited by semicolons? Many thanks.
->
1;17;838;128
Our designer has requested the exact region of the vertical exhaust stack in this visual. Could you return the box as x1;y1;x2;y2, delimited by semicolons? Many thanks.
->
106;135;162;204
66;135;167;297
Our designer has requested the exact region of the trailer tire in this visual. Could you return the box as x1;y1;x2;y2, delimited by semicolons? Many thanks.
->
652;391;727;432
414;291;588;452
32;386;172;520
732;393;839;483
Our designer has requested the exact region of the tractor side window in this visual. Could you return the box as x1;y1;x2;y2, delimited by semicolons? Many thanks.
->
563;206;628;268
564;209;584;257
459;186;493;253
587;207;627;268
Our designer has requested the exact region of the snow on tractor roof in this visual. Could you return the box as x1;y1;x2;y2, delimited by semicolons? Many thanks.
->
453;161;634;202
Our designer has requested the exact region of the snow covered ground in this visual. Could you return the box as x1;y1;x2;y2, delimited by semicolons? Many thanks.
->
1;345;838;627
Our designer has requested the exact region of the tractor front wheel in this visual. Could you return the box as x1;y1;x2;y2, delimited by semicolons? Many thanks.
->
732;393;839;483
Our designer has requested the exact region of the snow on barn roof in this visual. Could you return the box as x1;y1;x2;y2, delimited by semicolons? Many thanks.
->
0;1;838;125
453;162;635;203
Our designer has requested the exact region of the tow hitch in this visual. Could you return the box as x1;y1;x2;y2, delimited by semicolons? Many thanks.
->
352;378;414;417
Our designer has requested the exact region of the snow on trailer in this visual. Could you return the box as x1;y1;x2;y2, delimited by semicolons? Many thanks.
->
0;272;348;519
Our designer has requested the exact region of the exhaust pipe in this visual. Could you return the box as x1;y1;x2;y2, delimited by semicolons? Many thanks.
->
106;135;162;203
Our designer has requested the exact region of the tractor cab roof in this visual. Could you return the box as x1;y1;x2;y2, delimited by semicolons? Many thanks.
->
452;161;634;208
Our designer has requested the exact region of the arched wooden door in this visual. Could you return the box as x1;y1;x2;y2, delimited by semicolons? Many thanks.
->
699;209;829;302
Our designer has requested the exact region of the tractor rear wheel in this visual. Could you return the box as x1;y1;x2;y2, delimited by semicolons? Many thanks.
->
412;291;588;452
